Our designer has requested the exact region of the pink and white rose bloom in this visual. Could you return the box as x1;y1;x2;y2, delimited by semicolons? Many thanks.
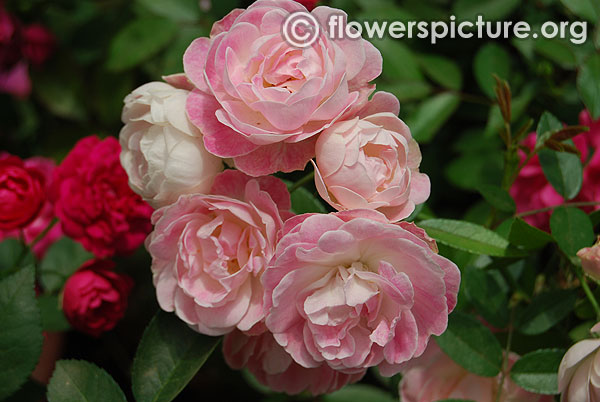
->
400;343;552;402
558;323;600;402
262;210;460;375
119;80;223;209
313;109;430;222
578;237;600;282
146;170;292;336
183;0;383;176
223;329;365;395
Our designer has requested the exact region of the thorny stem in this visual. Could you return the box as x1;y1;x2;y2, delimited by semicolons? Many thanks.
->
495;308;515;402
515;201;600;218
576;267;600;321
29;217;58;250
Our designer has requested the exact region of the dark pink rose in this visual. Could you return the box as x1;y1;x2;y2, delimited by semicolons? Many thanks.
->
51;136;153;258
0;155;62;257
0;154;45;230
21;23;54;65
62;259;133;337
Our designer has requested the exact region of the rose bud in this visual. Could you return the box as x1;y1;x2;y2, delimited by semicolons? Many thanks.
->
578;237;600;282
0;154;45;230
62;260;133;337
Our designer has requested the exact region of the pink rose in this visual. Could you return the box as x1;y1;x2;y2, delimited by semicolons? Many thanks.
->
578;237;600;282
262;210;460;375
314;107;430;222
0;154;45;230
0;155;62;257
146;170;292;336
62;259;134;337
223;329;364;395
184;0;382;176
400;343;552;402
558;323;600;402
51;136;153;258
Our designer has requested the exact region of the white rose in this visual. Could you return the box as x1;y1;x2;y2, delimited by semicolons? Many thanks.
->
119;81;223;208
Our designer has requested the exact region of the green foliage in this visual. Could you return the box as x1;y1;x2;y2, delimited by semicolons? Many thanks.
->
39;237;94;293
38;294;70;332
290;187;328;214
510;349;564;394
0;266;43;400
436;312;504;377
550;207;595;256
0;238;34;279
516;290;578;335
463;266;509;328
322;385;397;402
419;219;526;257
131;311;220;402
47;360;127;402
577;53;600;119
474;43;511;98
406;93;461;143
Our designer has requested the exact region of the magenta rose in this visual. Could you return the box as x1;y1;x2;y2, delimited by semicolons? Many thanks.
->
51;136;153;258
62;259;133;337
511;112;600;231
314;104;430;222
147;170;292;336
400;343;552;402
184;0;382;176
0;154;45;230
262;210;460;375
224;329;364;395
0;155;62;257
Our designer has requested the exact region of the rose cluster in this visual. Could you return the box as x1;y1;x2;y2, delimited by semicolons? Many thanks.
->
1;135;152;337
118;0;461;395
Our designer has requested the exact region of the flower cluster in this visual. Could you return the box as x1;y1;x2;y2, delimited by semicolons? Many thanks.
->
1;135;151;337
0;4;54;97
119;0;460;395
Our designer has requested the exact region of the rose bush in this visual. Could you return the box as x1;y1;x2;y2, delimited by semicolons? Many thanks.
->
184;0;383;176
262;209;459;375
120;79;223;208
147;170;292;336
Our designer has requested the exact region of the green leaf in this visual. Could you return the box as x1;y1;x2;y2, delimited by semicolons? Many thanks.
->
106;16;177;72
33;61;87;121
437;400;476;402
463;266;509;328
453;0;519;20
290;187;328;214
322;384;396;402
39;237;94;293
0;265;43;400
538;148;583;200
136;0;201;22
508;218;554;250
436;311;503;377
509;349;564;394
0;238;34;279
477;185;516;213
550;207;595;256
132;311;220;402
560;0;600;23
38;294;70;332
591;209;600;227
5;379;46;402
418;54;462;90
534;39;577;70
516;290;577;335
377;81;432;102
374;39;423;82
406;93;460;143
536;111;563;146
47;360;127;402
577;53;600;119
419;219;526;257
473;43;511;98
